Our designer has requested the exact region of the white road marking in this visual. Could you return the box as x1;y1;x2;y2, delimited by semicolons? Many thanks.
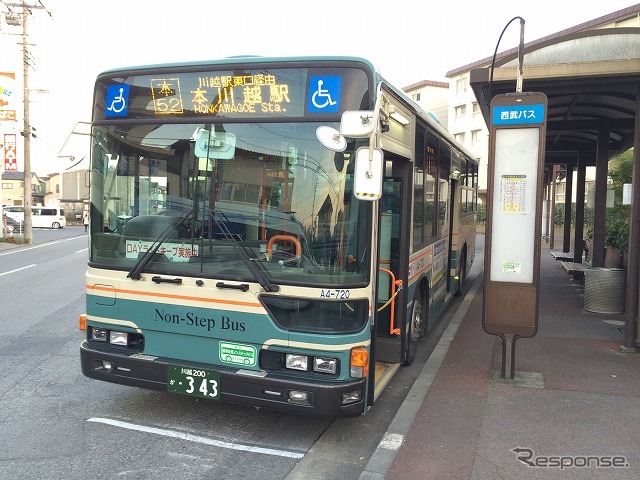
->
0;264;36;277
0;236;86;256
87;417;305;459
379;433;404;450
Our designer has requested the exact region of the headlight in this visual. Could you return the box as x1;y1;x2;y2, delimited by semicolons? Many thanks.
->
285;354;308;371
341;390;362;405
288;390;311;405
91;327;108;342
109;331;128;346
313;357;337;374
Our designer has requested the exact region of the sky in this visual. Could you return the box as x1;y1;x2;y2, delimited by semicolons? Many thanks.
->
0;0;637;176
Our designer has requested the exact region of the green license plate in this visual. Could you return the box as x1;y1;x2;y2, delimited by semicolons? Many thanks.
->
167;365;220;400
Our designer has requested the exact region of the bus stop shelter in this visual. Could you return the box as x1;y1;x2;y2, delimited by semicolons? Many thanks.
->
467;10;640;349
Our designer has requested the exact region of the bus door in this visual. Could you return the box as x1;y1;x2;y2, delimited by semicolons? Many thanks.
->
374;164;410;367
447;177;460;293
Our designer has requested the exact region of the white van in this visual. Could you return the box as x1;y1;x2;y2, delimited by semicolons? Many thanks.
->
32;207;66;229
2;205;24;223
2;205;66;228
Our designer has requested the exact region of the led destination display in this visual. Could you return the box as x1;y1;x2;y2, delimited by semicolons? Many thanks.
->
95;66;370;121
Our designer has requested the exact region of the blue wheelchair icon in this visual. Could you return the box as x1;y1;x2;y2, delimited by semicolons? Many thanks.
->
105;84;130;117
308;76;341;113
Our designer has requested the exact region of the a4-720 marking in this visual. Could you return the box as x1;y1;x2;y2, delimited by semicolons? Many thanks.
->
320;289;350;299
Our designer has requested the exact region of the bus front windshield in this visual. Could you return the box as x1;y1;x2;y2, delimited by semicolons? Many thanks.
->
89;122;371;287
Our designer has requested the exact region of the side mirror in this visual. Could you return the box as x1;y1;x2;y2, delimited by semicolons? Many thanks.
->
353;147;383;201
340;111;375;137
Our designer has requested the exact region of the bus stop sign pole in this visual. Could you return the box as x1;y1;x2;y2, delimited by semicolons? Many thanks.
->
482;91;548;379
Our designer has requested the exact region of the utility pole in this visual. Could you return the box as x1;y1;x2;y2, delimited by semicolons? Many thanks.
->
3;1;50;243
21;1;33;242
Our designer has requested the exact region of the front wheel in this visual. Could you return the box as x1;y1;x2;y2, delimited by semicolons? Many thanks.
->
403;297;424;365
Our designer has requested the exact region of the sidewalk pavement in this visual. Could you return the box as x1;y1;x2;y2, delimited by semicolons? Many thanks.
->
0;238;22;252
364;235;640;479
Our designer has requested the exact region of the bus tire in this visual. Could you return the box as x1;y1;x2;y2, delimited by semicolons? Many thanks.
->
403;291;425;365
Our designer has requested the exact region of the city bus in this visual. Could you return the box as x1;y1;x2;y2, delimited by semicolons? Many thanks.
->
80;56;478;417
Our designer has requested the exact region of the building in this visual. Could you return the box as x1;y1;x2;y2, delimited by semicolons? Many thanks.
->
57;167;90;222
41;155;90;222
43;172;61;206
1;171;43;206
402;80;450;128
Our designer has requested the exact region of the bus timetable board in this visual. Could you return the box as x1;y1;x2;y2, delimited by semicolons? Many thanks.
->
94;66;371;121
483;92;548;339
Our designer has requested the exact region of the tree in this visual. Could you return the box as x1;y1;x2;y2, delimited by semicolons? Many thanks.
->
605;148;633;253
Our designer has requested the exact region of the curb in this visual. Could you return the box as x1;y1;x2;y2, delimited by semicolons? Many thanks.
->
359;251;484;479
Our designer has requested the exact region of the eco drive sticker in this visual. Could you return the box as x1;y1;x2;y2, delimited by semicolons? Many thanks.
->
219;342;257;366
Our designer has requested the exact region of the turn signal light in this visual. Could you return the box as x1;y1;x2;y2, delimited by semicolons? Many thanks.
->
350;346;369;378
79;314;87;331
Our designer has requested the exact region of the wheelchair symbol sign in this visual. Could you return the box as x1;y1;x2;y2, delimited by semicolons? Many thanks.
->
105;84;130;117
308;76;341;113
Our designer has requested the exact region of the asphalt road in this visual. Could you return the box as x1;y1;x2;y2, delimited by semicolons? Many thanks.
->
0;226;457;479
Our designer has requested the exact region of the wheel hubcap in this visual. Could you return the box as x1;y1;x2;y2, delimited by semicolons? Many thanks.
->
412;305;422;340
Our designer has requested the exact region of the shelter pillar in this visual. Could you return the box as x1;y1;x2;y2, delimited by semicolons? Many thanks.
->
550;165;558;249
592;128;610;267
627;90;640;349
574;152;586;264
563;159;574;254
543;166;551;242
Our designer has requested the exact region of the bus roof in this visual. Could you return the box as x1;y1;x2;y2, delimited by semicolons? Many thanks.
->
96;55;381;79
378;79;479;164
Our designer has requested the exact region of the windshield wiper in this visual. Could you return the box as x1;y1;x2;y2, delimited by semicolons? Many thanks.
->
127;209;194;280
210;209;279;293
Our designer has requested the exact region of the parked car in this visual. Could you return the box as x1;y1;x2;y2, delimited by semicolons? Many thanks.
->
31;206;66;229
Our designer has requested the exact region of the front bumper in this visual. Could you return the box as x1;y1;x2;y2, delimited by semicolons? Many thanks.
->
80;341;366;417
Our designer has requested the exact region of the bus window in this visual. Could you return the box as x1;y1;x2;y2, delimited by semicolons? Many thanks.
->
426;132;438;242
413;130;425;248
438;141;451;238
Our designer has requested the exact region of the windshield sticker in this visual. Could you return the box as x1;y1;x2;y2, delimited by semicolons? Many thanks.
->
308;76;341;113
125;240;198;262
105;84;130;117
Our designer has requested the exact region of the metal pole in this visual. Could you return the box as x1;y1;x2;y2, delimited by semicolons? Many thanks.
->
501;334;517;380
516;18;525;94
